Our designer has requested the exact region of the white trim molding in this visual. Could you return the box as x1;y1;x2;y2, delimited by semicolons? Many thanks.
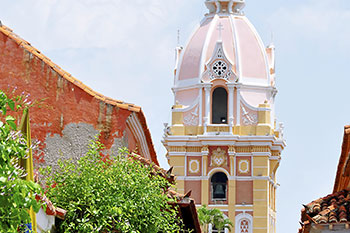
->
126;113;151;161
235;212;253;233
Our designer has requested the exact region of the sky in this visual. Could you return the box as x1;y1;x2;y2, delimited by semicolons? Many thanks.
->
1;0;350;232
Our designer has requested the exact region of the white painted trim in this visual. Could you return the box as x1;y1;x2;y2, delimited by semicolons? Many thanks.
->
186;152;202;156
173;78;200;90
244;17;271;86
172;96;199;113
184;153;188;176
208;204;229;208
240;93;260;111
126;113;151;161
199;87;203;126
189;159;200;174
236;85;241;125
235;212;253;233
235;153;252;156
229;14;241;81
174;20;201;86
238;159;249;173
168;152;186;156
235;204;253;207
251;152;271;157
207;167;230;178
175;175;277;185
172;83;201;92
199;14;218;78
242;77;269;86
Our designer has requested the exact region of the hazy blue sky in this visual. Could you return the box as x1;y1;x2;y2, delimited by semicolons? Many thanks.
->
1;0;350;232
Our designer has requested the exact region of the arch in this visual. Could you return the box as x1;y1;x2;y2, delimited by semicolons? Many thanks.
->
211;172;228;200
207;167;230;178
211;87;228;124
235;213;253;233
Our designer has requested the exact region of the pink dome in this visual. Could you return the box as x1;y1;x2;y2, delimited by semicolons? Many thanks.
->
175;4;271;87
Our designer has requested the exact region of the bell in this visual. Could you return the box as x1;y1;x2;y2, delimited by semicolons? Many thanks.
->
214;184;225;198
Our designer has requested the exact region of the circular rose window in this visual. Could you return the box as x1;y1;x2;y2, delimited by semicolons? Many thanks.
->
212;60;227;76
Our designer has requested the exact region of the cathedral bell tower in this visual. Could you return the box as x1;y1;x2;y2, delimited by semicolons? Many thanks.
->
163;0;286;232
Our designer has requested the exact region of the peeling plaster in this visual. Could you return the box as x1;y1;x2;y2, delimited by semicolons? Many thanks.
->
42;123;129;172
109;130;128;156
43;122;99;170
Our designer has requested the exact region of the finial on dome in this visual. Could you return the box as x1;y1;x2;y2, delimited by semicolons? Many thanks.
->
205;0;245;15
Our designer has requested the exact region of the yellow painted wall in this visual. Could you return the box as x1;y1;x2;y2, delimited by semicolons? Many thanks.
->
166;144;282;233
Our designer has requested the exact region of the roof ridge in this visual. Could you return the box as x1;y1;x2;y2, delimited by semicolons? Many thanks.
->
0;23;140;112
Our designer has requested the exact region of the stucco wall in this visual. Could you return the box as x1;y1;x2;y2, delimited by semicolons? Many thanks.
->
0;30;139;169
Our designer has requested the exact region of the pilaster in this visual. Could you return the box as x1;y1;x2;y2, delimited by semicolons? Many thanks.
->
204;84;212;134
201;145;209;205
227;83;235;134
236;84;241;127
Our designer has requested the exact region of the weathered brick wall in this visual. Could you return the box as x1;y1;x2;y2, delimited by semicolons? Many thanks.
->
0;29;142;168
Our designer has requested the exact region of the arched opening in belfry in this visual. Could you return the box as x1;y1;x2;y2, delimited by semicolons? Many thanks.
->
211;172;228;200
212;87;228;124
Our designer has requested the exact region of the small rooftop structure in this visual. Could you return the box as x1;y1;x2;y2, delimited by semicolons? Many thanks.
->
299;126;350;233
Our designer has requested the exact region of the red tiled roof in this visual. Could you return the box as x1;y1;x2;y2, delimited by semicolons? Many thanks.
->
333;125;350;193
130;152;174;183
0;24;139;112
299;189;350;233
0;23;158;165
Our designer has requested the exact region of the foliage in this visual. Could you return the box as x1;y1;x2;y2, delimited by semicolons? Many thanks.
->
198;205;233;233
0;90;42;232
42;140;182;233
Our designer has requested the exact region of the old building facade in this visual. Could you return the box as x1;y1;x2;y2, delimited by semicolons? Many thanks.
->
0;23;159;168
162;0;286;232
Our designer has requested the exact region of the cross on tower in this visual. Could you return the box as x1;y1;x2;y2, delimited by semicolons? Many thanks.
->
217;22;224;40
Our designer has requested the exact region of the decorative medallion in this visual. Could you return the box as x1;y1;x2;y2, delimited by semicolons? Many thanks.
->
211;148;227;167
240;219;249;233
203;41;235;82
212;60;227;77
238;160;250;174
189;159;200;174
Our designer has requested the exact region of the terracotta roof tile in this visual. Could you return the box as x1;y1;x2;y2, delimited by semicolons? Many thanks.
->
0;24;140;113
0;23;158;165
300;189;350;233
334;126;350;192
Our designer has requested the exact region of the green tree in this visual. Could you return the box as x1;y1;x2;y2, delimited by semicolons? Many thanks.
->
42;140;182;233
0;90;42;232
198;205;233;233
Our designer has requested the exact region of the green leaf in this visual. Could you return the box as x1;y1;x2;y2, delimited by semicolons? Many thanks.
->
43;140;182;232
7;120;16;130
7;99;15;111
5;115;15;121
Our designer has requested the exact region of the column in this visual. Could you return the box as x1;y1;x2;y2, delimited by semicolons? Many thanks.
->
236;85;241;126
204;84;211;134
227;83;235;134
201;146;209;206
199;88;203;126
